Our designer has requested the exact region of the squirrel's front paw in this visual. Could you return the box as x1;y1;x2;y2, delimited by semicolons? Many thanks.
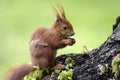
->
68;38;75;46
63;38;75;46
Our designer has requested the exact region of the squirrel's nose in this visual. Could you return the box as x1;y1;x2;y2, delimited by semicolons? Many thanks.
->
71;32;75;36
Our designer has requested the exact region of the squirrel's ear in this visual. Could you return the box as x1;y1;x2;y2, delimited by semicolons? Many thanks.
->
56;16;62;25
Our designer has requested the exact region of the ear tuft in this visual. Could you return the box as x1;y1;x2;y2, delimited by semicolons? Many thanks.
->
52;4;66;19
52;5;60;19
56;3;66;19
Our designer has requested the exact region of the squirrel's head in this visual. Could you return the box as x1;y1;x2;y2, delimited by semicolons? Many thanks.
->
52;4;75;38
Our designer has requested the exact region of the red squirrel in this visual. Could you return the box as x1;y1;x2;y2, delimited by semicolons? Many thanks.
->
3;5;75;80
29;5;75;69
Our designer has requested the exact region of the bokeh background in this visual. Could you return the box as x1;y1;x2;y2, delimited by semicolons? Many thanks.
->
0;0;120;79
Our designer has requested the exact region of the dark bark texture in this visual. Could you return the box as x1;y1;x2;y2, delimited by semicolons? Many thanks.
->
52;16;120;80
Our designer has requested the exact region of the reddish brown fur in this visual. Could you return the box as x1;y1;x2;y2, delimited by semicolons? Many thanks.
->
4;4;75;80
3;63;34;80
29;5;75;69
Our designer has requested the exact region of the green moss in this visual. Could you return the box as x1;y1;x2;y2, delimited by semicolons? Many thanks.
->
57;57;74;80
58;69;73;80
24;57;74;80
65;57;74;64
23;65;43;80
112;54;120;78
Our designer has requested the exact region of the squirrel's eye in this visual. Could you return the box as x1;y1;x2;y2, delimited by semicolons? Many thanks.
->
62;25;67;30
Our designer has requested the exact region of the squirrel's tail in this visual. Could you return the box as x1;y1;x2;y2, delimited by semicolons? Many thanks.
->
3;63;34;80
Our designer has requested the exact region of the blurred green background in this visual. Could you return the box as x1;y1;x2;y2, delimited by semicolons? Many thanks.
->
0;0;120;79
